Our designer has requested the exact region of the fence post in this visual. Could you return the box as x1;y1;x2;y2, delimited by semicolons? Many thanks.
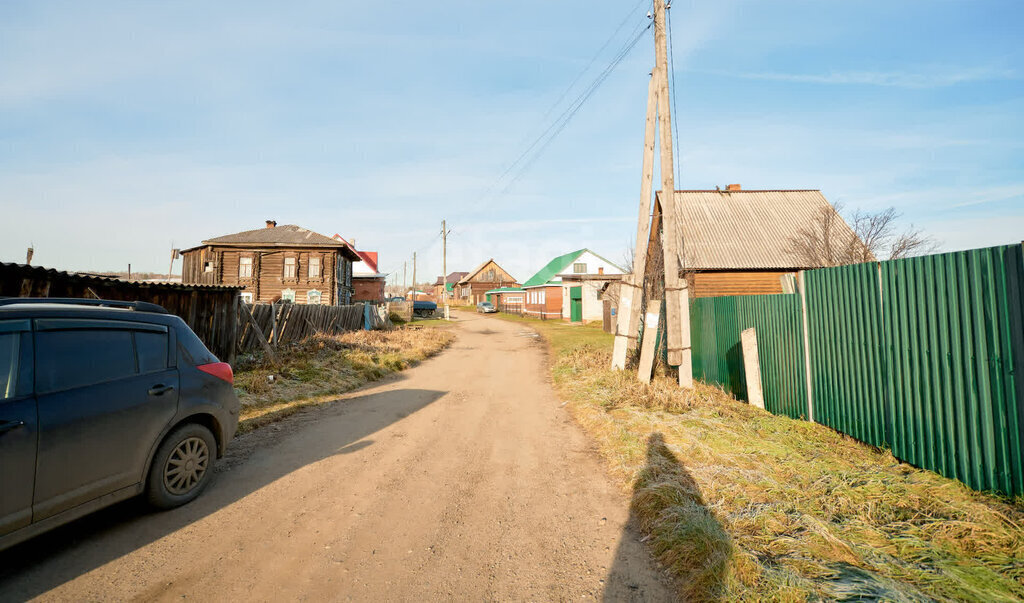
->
363;303;371;330
637;300;662;384
678;280;693;388
740;328;765;409
797;270;814;422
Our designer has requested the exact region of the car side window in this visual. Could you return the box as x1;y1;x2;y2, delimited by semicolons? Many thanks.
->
135;331;169;374
36;330;137;394
0;333;18;400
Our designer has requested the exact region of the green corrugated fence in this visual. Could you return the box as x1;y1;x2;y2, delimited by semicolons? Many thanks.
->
690;294;808;419
804;262;889;448
879;246;1024;495
688;243;1024;495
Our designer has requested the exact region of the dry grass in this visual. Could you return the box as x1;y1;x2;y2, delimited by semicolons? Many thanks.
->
233;326;455;433
505;317;1024;601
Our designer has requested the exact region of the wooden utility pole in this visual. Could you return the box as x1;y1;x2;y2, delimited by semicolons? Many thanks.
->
612;71;659;370
652;0;685;370
403;262;407;297
441;220;449;304
412;252;417;301
612;0;693;389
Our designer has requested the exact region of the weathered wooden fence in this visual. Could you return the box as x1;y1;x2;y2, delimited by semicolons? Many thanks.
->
0;262;241;364
689;243;1024;495
236;302;387;353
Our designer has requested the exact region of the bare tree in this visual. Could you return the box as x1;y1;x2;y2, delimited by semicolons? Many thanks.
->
789;203;939;268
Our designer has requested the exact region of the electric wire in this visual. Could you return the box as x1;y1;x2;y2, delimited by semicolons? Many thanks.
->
493;19;654;197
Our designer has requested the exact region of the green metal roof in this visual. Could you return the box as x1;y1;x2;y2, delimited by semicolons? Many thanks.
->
484;287;523;294
521;249;587;288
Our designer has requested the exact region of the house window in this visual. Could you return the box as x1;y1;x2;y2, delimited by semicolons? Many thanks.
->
485;269;495;281
573;263;587;274
307;289;322;305
239;256;253;279
203;261;214;273
281;288;295;303
309;257;321;279
540;290;546;304
284;257;296;279
240;292;253;304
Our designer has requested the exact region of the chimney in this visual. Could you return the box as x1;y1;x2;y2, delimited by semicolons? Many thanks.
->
265;220;277;229
598;267;604;275
725;184;741;192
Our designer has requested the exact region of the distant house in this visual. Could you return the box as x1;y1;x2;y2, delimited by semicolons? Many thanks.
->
484;286;524;312
333;235;386;303
433;271;469;301
456;260;518;305
521;249;625;321
670;186;862;297
181;220;361;305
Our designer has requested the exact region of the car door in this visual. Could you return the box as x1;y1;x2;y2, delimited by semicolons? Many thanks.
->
32;320;179;520
0;320;37;537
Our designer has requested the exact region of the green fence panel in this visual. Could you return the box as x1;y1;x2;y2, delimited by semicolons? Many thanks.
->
881;244;1024;495
805;263;889;448
690;294;808;419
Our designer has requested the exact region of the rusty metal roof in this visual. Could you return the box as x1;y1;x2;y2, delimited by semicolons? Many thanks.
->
0;262;243;292
668;189;858;270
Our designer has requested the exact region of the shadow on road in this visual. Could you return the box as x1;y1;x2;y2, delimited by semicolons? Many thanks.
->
0;383;446;599
603;432;732;602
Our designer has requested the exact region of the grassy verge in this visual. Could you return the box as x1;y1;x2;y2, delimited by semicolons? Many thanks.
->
496;314;1024;601
232;327;455;434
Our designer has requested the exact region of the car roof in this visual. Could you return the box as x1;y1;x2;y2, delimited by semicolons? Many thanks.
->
0;301;179;326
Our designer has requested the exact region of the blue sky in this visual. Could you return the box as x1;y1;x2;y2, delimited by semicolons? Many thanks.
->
1;0;1021;284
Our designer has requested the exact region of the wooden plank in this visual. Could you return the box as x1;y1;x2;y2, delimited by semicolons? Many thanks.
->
678;279;693;388
636;300;662;384
613;71;659;370
240;302;279;364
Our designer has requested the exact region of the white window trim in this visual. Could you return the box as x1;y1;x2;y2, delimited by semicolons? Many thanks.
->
239;256;253;279
281;288;296;303
307;289;322;305
240;292;254;304
284;257;297;279
308;257;321;278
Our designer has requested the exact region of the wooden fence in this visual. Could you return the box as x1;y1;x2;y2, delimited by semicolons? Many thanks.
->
236;302;389;353
0;262;241;364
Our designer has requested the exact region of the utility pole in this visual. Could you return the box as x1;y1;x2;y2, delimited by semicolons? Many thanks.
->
403;261;407;298
412;252;417;301
612;0;692;389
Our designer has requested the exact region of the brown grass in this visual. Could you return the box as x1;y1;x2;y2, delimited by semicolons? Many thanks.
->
233;326;455;433
504;316;1024;601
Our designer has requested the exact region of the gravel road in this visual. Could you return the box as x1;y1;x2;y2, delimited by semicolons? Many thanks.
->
0;311;673;601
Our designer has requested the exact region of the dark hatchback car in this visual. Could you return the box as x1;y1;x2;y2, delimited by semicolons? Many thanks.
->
0;298;239;551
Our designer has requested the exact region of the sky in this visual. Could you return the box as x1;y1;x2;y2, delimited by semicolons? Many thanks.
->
1;0;1021;285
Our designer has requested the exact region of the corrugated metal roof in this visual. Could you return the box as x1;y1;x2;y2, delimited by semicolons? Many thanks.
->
522;249;586;288
669;189;859;270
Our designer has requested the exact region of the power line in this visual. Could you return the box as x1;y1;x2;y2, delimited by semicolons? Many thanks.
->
481;11;653;202
493;19;654;197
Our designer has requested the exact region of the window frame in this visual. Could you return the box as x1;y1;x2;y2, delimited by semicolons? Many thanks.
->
239;255;254;279
281;288;296;303
307;289;322;305
283;256;297;280
308;256;321;279
573;262;587;274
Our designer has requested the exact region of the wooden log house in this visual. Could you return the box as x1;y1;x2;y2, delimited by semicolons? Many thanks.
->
181;221;362;305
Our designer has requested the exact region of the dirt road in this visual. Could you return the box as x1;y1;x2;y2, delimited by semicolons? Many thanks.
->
0;312;672;601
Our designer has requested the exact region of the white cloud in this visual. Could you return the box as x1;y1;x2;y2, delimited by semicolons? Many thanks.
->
699;66;1019;88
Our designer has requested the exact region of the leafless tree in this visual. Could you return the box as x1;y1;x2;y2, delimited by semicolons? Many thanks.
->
789;202;939;268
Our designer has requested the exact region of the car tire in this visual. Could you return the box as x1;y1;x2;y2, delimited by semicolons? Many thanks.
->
146;423;217;510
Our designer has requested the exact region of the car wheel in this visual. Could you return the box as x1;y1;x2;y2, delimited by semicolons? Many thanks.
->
146;423;216;510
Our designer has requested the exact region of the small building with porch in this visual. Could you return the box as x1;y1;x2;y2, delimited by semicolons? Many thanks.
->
455;259;518;305
521;249;625;322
